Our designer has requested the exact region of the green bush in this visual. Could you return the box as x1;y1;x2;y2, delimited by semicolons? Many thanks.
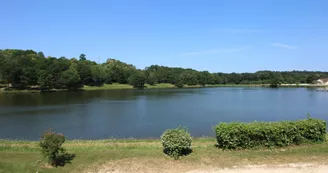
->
161;127;192;159
39;129;75;167
215;118;326;149
128;71;146;88
175;81;184;88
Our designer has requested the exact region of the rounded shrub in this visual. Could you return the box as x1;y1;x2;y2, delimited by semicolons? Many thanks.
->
161;127;192;159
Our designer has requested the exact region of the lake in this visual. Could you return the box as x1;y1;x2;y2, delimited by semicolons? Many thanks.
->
0;87;327;140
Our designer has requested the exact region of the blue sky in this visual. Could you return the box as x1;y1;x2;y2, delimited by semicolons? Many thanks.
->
1;0;327;72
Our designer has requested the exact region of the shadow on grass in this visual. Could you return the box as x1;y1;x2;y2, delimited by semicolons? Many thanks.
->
53;153;76;167
163;148;193;158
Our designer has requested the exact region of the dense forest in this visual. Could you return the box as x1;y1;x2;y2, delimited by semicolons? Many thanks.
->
0;49;327;90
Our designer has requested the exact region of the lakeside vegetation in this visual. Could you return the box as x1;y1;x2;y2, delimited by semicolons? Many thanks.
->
0;118;326;172
1;83;327;94
1;49;328;93
215;118;326;149
82;83;264;91
1;135;328;173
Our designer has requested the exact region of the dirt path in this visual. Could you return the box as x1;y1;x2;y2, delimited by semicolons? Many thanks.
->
86;159;328;173
187;164;328;173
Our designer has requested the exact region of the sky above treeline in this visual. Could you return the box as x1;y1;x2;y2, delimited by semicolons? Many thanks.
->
1;0;327;73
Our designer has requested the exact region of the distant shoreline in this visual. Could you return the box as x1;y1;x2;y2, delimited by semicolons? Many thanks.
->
1;83;327;94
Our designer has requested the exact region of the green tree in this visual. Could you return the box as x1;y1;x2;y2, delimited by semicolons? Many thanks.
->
128;71;146;88
79;54;86;61
38;70;53;90
103;59;136;84
269;78;281;88
175;80;184;88
146;72;157;85
61;64;82;90
2;49;328;91
90;65;106;86
306;74;317;84
77;60;94;85
0;49;40;88
38;51;45;58
180;71;198;85
37;57;70;89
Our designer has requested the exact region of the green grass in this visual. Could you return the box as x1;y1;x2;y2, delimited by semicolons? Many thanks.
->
1;83;326;94
83;83;325;91
83;83;134;90
82;83;270;91
0;88;41;94
1;136;328;173
144;83;176;89
82;83;224;91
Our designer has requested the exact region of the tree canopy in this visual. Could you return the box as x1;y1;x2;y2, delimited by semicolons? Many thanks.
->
1;49;327;90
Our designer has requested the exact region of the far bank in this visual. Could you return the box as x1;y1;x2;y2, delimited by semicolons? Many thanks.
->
1;83;327;94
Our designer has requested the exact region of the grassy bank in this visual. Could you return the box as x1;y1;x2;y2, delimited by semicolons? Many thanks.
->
82;83;269;91
1;136;328;173
0;83;229;93
1;83;327;94
82;83;210;91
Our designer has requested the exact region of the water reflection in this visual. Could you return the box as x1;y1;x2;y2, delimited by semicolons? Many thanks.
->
0;88;327;140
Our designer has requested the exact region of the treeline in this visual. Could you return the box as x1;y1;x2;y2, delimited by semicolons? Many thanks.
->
0;49;327;90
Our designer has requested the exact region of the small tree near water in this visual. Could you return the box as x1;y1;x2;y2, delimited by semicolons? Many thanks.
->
39;129;75;167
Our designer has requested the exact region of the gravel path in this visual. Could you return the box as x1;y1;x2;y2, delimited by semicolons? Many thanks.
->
87;159;328;173
186;164;328;173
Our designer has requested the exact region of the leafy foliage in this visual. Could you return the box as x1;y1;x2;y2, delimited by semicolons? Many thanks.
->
90;65;106;86
175;80;184;88
269;77;281;88
145;72;157;85
1;49;328;91
103;59;136;84
60;63;82;90
79;53;86;61
161;127;192;159
39;130;75;167
215;118;326;150
128;71;146;88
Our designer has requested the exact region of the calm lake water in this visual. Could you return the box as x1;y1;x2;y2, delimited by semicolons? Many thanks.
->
0;87;327;140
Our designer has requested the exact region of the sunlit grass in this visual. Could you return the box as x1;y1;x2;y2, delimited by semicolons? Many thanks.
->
82;83;133;90
82;83;268;91
2;83;325;94
144;83;176;89
1;136;328;173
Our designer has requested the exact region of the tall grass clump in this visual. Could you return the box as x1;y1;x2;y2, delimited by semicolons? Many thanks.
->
215;117;326;149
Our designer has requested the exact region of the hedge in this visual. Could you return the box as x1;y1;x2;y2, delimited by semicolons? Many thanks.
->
215;118;326;149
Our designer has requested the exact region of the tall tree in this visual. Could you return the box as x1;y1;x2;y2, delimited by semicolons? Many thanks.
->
37;51;45;58
61;63;82;90
79;54;86;61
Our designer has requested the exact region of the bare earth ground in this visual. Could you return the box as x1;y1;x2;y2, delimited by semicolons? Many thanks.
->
86;158;328;173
